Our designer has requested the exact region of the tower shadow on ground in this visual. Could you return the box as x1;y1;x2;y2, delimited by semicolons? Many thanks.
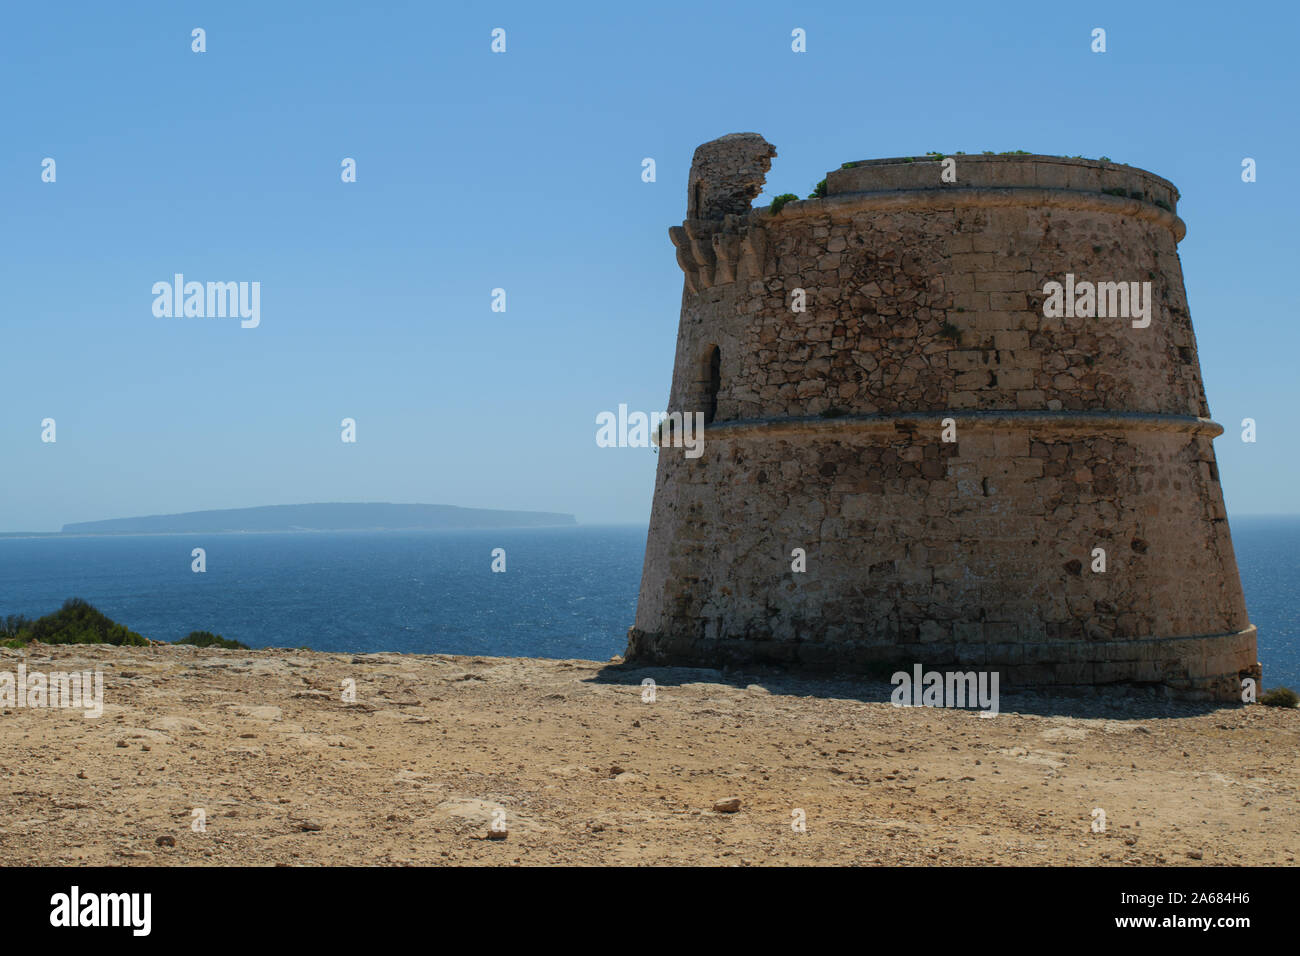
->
588;659;1238;720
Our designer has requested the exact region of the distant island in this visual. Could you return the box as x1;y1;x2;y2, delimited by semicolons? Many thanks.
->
60;503;577;535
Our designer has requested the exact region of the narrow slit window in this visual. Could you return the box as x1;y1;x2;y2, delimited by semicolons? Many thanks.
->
704;346;720;424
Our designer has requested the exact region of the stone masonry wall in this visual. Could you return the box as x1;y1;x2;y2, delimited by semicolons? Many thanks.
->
671;188;1204;421
629;137;1259;700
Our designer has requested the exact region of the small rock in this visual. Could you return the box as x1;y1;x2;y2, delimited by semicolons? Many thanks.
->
155;835;176;848
147;716;205;734
486;828;508;841
231;705;282;721
1187;850;1203;860
713;798;741;813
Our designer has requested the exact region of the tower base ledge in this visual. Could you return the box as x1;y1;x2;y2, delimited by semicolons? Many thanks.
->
624;625;1260;703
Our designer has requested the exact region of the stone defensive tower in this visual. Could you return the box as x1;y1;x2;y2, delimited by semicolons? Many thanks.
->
626;133;1260;700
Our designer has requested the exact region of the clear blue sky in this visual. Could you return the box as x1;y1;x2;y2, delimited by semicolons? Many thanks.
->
2;0;1296;531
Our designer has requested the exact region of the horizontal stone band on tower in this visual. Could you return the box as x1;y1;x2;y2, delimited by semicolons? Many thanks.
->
705;410;1224;440
628;132;1260;701
760;187;1185;240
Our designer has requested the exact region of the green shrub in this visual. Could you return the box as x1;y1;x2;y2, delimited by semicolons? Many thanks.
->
176;631;249;650
769;193;798;215
1;614;33;645
5;598;147;647
808;179;827;199
1260;686;1299;708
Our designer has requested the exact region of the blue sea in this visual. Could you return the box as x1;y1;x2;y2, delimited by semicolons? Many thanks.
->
0;519;1296;688
0;526;645;662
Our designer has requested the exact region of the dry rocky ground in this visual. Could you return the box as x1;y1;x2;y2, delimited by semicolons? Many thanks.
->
0;643;1295;866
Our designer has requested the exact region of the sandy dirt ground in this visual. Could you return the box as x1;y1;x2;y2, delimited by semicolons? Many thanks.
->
0;643;1295;866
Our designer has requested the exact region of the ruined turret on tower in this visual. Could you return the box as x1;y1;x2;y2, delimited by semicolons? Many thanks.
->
627;133;1260;701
